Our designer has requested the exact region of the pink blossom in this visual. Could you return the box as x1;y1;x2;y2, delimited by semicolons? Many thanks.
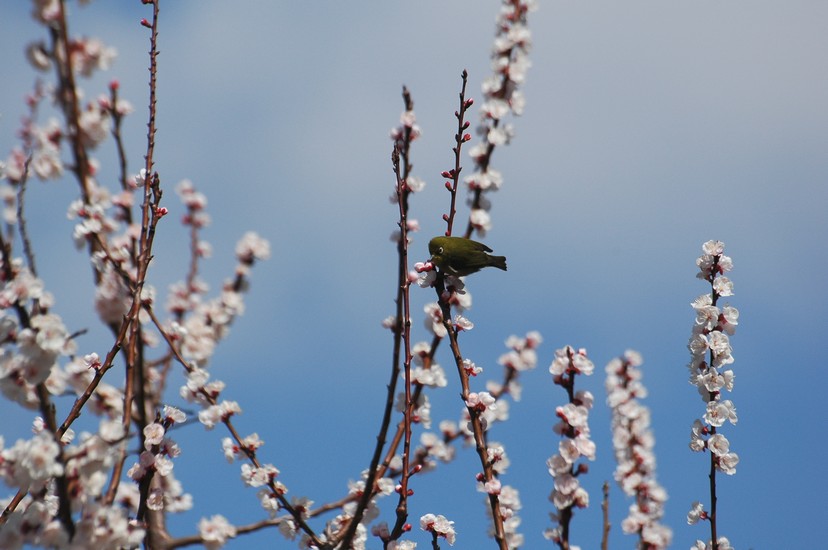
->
420;513;456;545
199;514;237;550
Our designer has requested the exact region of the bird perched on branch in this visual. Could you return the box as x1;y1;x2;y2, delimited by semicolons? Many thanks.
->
428;236;507;277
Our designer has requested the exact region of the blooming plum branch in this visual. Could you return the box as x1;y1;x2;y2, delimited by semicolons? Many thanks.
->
686;240;740;550
545;346;596;549
605;350;672;549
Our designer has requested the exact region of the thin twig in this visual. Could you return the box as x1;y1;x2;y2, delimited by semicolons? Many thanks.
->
166;517;283;549
340;87;417;549
390;141;415;540
442;70;472;237
0;488;28;526
601;481;610;550
107;80;137;261
16;155;37;276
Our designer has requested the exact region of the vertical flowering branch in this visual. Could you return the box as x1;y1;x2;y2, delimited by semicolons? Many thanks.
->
441;70;473;237
125;4;162;527
343;89;424;550
605;350;673;549
437;305;509;550
387;121;416;542
686;240;739;550
418;73;521;549
544;346;596;550
464;0;535;239
389;89;419;539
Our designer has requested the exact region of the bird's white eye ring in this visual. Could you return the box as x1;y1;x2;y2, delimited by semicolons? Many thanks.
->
437;247;443;254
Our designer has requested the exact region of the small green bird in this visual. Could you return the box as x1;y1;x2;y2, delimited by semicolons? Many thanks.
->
428;236;507;277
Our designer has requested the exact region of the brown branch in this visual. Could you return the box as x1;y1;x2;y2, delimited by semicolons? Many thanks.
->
132;4;165;539
435;275;507;550
339;88;417;549
0;488;28;526
165;517;283;549
51;0;103;283
707;254;721;550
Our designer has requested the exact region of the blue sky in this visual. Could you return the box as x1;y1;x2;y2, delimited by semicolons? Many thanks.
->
1;1;827;548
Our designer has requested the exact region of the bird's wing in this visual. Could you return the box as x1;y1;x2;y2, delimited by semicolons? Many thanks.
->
469;240;493;252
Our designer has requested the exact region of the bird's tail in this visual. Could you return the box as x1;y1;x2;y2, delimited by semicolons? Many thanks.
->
491;255;507;271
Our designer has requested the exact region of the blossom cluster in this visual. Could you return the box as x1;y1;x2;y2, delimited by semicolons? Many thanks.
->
417;421;459;471
465;0;537;236
392;341;447;430
0;417;160;548
605;350;673;549
0;260;191;546
420;513;457;546
0;275;75;408
422;293;473;338
491;330;542;400
687;240;739;472
199;514;238;550
333;473;396;549
127;406;190;513
389;106;422;155
388;106;424;246
544;346;596;546
483;334;542;548
167;224;270;365
284;472;393;550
